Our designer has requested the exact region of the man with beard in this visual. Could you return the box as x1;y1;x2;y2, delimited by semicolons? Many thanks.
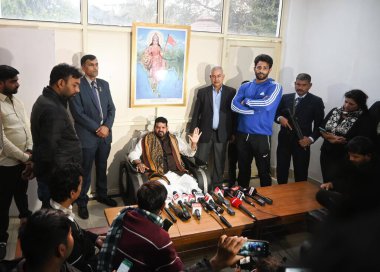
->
0;65;33;260
31;64;82;209
316;136;380;216
231;54;282;188
275;73;325;184
128;117;202;196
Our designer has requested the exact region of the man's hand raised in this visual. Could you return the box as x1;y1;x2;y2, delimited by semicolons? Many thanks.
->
188;127;202;151
189;127;202;144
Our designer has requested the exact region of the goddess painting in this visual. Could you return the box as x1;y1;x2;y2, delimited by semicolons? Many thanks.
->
131;23;190;106
142;33;167;93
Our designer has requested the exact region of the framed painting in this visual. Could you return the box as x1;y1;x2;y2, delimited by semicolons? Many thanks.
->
130;22;191;107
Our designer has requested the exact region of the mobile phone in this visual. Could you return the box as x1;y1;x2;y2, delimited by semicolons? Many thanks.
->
318;127;327;133
238;239;269;257
117;259;133;272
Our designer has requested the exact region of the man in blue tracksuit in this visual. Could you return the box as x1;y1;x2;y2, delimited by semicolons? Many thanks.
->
231;54;282;187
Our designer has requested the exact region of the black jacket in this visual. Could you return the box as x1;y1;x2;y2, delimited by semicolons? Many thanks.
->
31;86;82;179
190;85;236;143
66;218;98;271
275;92;325;141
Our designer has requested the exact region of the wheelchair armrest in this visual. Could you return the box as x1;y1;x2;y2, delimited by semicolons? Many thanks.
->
126;159;140;174
121;156;149;205
181;155;197;169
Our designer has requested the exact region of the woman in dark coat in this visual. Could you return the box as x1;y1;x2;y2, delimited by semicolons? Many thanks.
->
319;89;373;182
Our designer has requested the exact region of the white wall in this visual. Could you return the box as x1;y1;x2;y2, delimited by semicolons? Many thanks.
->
279;0;380;181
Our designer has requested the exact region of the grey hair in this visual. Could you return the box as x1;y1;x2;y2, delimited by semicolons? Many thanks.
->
210;66;224;75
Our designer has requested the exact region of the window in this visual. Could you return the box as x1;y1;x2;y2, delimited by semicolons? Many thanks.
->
228;0;282;37
0;0;80;23
88;0;158;26
164;0;223;33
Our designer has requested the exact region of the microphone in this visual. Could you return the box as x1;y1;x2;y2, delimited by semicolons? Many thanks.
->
163;207;177;223
186;194;201;219
182;193;192;208
235;190;256;207
232;186;265;206
192;190;231;228
248;194;265;206
192;189;208;212
187;194;196;206
214;187;231;207
192;203;202;220
222;186;235;198
173;192;191;220
231;197;257;220
204;193;224;214
212;192;235;216
167;197;185;221
247;187;273;205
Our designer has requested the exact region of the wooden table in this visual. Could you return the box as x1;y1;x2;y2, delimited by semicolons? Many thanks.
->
104;181;321;252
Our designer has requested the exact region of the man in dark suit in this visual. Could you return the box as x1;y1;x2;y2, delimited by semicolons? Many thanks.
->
275;73;324;184
70;54;116;219
190;66;236;186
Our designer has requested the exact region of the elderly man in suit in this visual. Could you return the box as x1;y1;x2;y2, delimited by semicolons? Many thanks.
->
275;73;325;184
70;54;116;219
190;66;236;187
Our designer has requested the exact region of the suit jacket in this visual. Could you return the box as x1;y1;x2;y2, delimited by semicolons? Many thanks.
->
190;85;236;143
69;77;116;148
275;92;325;142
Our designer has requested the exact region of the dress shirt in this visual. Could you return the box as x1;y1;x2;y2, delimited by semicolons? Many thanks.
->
295;93;307;101
0;93;32;166
50;199;76;222
212;86;222;130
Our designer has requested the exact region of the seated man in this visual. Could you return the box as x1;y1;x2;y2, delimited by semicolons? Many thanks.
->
48;163;104;272
98;180;246;272
3;209;80;272
316;136;380;216
128;116;202;196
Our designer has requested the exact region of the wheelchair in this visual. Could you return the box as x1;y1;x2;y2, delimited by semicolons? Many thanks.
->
119;131;212;205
